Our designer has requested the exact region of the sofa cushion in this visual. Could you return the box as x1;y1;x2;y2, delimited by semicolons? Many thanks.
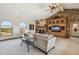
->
35;33;56;52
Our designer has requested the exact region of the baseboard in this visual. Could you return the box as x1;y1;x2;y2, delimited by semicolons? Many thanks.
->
35;46;55;55
0;37;20;41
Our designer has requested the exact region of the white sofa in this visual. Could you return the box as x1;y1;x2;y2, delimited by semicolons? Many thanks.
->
35;33;56;54
21;32;56;54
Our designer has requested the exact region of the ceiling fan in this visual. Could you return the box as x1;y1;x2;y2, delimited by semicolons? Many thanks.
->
46;3;63;13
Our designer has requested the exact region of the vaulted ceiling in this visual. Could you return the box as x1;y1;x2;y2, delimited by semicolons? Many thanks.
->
62;3;79;9
0;3;79;21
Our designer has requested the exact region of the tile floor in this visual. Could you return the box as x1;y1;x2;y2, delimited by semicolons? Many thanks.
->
0;37;79;55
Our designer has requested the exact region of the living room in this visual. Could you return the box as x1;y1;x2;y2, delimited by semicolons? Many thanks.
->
0;3;79;55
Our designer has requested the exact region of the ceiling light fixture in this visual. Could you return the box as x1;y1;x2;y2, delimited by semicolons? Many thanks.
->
46;3;63;13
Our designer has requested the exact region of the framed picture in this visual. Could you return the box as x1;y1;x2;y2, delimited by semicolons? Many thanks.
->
29;24;34;30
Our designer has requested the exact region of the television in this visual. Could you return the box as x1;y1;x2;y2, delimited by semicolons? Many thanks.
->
51;26;61;32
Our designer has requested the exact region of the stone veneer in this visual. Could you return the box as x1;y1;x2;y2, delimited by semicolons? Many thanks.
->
49;9;79;38
36;9;79;38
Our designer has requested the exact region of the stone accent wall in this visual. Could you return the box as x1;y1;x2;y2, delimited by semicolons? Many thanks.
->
55;9;79;20
36;9;79;37
54;9;79;37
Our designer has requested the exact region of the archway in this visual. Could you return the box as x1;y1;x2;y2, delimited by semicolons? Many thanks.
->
20;22;27;35
0;21;13;36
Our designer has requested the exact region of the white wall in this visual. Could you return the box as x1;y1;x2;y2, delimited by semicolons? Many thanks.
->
1;3;79;37
0;3;50;37
0;3;51;20
0;15;36;36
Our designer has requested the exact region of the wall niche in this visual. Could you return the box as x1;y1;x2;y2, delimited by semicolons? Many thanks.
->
35;19;48;34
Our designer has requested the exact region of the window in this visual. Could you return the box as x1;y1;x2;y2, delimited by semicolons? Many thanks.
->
0;21;13;36
20;22;27;34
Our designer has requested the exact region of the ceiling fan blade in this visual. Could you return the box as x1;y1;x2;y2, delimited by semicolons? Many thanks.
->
46;3;63;14
45;9;51;11
53;3;61;8
59;7;64;11
48;5;52;8
50;10;53;13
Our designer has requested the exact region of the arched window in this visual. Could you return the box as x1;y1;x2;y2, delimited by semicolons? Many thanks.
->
20;22;27;28
0;21;13;36
20;22;27;34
